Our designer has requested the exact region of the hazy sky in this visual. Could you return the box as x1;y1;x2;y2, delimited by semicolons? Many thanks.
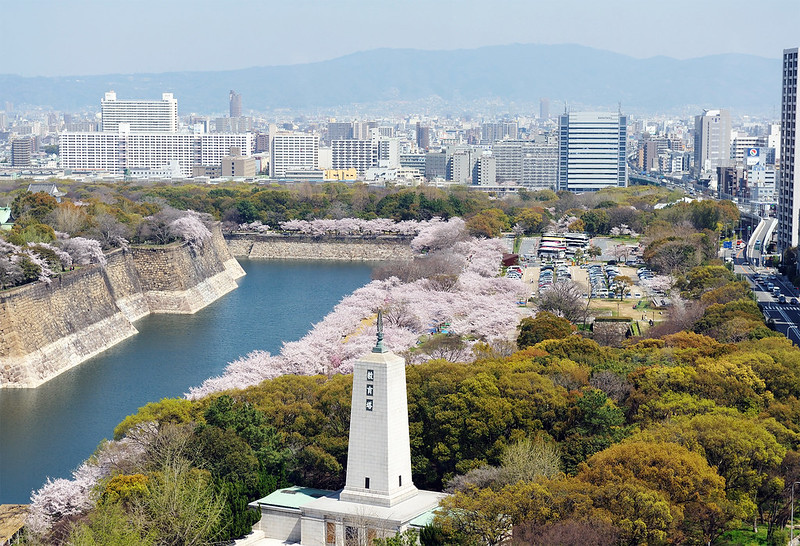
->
4;0;798;77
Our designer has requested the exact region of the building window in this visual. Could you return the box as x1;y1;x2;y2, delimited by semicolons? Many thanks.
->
365;477;370;489
326;522;336;545
399;475;402;487
345;526;358;546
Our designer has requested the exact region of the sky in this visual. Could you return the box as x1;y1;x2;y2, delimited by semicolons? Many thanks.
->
3;0;798;77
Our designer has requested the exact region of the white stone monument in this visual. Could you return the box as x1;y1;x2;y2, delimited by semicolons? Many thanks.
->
248;311;445;545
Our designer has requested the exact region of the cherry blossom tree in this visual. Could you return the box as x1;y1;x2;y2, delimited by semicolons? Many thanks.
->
169;215;212;249
187;236;526;400
27;436;145;535
60;237;107;266
410;217;466;252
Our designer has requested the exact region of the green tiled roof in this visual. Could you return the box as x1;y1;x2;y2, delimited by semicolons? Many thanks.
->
252;486;335;510
409;507;439;528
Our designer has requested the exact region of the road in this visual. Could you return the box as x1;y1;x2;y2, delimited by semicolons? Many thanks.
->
736;247;800;346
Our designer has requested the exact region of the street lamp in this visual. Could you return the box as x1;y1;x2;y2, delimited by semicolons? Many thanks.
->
792;481;800;543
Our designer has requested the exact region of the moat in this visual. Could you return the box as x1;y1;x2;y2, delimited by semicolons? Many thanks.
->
0;259;374;504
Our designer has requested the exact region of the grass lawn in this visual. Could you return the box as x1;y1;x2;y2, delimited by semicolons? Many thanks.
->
717;525;787;545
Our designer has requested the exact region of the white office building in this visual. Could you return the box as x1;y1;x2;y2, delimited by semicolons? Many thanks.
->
332;139;373;175
270;132;319;178
475;154;496;186
60;129;251;177
101;91;178;133
558;112;627;192
731;135;768;165
693;109;731;178
778;48;799;252
61;92;251;178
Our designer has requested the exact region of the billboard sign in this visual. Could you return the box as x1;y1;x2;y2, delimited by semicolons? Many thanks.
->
746;147;760;166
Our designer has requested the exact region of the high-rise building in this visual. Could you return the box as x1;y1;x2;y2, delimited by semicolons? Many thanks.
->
492;140;525;183
60;131;251;177
480;122;517;144
62;92;250;177
731;135;768;165
11;137;33;166
778;48;799;252
540;98;550;121
693;109;731;178
558;112;627;192
638;140;659;172
353;121;378;140
475;155;496;186
269;132;319;178
229;90;242;118
374;137;399;169
399;153;426;174
328;122;353;142
449;149;478;185
522;144;558;190
416;123;430;150
718;166;747;201
100;91;178;132
332;139;373;175
424;152;447;180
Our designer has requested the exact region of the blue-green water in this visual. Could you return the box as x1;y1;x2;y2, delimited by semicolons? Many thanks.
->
0;259;373;504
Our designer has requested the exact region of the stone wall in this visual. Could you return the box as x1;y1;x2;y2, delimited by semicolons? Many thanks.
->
0;226;245;388
225;233;414;262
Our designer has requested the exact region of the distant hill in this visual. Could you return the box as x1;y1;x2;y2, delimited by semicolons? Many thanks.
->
0;44;782;115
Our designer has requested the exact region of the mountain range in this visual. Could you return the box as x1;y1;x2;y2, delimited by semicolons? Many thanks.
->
0;44;782;116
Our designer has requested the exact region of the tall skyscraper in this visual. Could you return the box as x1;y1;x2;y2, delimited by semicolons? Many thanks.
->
416;122;430;150
558;112;627;192
229;90;242;118
100;91;178;132
692;109;731;178
11;138;32;166
777;48;799;252
540;98;550;121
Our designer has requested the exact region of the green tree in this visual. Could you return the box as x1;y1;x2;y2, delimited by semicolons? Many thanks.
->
131;458;225;546
577;441;735;544
115;398;196;440
517;312;573;349
632;413;786;508
500;436;562;482
466;208;510;237
67;500;155;546
11;191;58;223
437;481;553;546
580;210;609;235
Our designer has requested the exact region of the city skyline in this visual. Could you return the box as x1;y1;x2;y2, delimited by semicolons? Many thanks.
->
2;0;798;77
